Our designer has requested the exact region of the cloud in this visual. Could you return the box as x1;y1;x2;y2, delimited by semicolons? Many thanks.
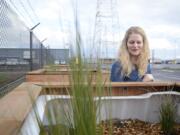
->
117;0;180;25
33;26;71;48
36;9;59;21
7;0;180;59
149;38;174;50
147;25;180;38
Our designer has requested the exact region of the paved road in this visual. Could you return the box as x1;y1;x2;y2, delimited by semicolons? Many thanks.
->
152;69;180;81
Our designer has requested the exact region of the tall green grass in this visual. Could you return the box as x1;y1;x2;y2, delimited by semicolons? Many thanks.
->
159;96;176;135
35;12;112;135
24;1;114;134
37;38;108;135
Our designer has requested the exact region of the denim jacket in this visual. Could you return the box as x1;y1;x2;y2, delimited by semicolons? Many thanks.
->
110;61;151;82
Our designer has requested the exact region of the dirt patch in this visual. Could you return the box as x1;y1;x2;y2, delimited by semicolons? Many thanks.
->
99;119;180;135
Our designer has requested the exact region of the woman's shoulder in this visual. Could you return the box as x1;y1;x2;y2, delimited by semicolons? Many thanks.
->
110;60;123;81
111;60;122;72
112;60;121;67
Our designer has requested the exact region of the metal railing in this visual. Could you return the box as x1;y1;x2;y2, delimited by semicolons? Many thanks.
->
0;76;25;98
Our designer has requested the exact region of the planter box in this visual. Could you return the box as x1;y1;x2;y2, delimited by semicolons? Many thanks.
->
0;82;179;135
26;69;110;82
40;82;178;96
20;92;180;135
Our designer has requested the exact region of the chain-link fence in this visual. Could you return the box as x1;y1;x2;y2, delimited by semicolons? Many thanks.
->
0;0;53;72
0;0;55;96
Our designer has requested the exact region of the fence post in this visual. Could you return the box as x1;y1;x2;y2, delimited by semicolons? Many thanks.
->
29;23;40;71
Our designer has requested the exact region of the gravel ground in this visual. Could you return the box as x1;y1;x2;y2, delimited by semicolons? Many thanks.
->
99;119;180;135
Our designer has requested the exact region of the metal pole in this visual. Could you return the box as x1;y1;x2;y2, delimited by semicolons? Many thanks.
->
31;22;40;31
41;38;47;43
29;23;40;71
40;38;47;68
30;31;33;71
40;43;43;68
46;47;48;65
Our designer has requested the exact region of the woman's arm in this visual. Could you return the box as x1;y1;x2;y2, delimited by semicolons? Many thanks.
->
142;74;154;82
143;64;154;82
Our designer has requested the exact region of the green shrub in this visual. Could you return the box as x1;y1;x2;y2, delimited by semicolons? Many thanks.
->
159;97;176;135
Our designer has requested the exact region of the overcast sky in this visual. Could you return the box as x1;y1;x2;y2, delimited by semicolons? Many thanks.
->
5;0;180;59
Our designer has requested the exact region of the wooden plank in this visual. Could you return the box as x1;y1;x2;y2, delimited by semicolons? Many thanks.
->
0;83;42;135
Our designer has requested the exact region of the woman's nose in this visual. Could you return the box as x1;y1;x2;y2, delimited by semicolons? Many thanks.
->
133;42;138;47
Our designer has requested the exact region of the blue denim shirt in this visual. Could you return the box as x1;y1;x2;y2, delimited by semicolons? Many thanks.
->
110;61;151;82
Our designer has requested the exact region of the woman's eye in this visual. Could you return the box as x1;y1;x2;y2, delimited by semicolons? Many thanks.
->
129;41;134;44
129;41;142;44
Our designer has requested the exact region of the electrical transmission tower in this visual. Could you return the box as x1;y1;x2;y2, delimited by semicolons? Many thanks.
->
93;0;120;59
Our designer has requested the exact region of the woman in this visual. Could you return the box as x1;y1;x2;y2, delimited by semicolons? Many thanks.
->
110;26;154;82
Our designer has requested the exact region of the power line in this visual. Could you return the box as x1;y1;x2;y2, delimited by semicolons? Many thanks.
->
6;0;31;24
26;0;40;22
18;0;36;24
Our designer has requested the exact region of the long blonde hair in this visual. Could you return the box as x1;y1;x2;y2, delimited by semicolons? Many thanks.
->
119;26;150;77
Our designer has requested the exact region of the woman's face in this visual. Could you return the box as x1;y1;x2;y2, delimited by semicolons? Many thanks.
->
127;33;143;57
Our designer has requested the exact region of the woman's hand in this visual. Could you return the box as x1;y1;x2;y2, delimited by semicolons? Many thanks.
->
142;74;154;82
